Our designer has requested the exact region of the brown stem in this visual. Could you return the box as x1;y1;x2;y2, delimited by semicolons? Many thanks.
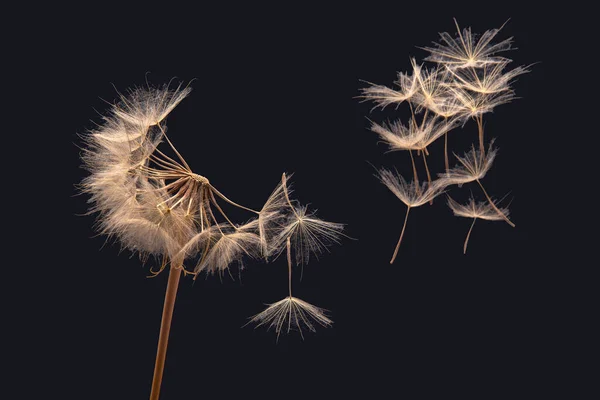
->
287;237;292;298
408;150;421;196
390;207;411;264
464;218;477;254
476;180;515;227
149;266;182;400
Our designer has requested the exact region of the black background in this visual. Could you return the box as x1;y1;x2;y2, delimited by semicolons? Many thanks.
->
36;3;579;399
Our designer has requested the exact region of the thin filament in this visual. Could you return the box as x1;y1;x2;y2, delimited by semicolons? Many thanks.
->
464;218;477;254
390;207;411;264
476;180;515;227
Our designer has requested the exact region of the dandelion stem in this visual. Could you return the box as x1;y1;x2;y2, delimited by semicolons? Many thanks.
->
390;207;410;264
464;218;477;254
476;179;515;227
149;266;182;400
287;237;293;298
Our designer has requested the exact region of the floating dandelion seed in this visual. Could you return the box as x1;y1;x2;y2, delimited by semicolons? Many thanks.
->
443;142;497;185
377;169;448;263
271;173;345;266
359;58;421;110
445;62;529;95
422;19;513;69
246;238;333;341
447;196;510;253
371;115;457;187
247;296;333;341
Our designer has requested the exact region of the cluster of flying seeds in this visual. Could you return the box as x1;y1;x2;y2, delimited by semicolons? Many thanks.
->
80;83;344;336
360;20;528;259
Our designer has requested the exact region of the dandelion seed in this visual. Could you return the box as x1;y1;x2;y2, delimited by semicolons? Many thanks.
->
270;174;345;266
441;143;514;227
246;237;332;340
247;296;332;341
370;116;454;152
422;19;513;69
447;196;510;253
446;62;529;94
359;58;421;109
443;142;497;186
377;169;448;263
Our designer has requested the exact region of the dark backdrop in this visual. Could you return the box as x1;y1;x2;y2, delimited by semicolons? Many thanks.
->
50;4;568;399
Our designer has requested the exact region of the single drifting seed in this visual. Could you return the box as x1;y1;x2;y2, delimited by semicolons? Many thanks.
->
447;196;511;253
377;169;448;262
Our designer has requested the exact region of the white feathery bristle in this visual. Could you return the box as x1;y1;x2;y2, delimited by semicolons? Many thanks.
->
441;142;497;185
422;19;513;69
447;196;509;221
246;296;332;340
272;205;344;266
377;168;448;207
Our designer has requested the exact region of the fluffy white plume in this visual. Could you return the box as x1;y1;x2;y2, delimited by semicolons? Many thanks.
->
359;58;421;109
272;205;345;266
378;169;448;207
422;19;513;69
246;296;332;340
447;196;509;220
442;143;497;185
371;115;457;151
